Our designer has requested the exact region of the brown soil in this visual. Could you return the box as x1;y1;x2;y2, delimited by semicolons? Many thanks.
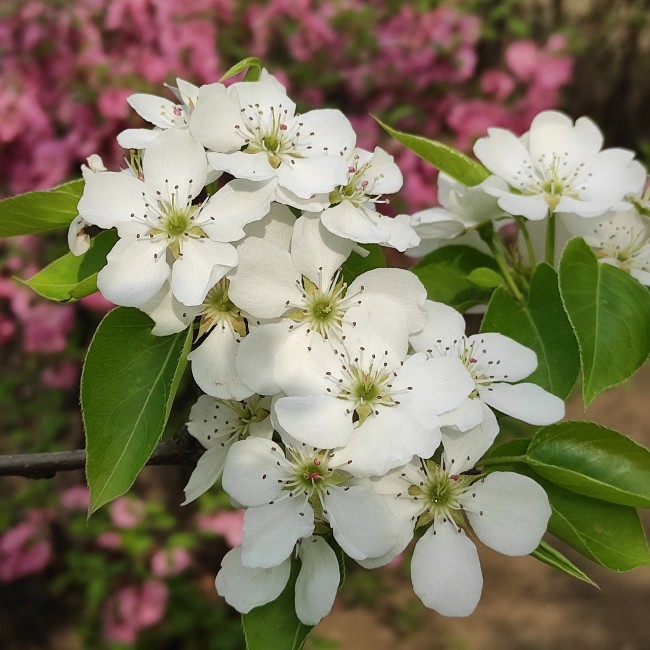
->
313;366;650;650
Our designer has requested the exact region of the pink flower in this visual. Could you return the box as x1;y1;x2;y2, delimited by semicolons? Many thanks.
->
196;510;243;548
41;361;79;389
110;497;145;529
150;546;191;577
60;485;90;511
481;69;515;101
0;516;52;582
79;292;114;314
103;580;169;644
97;532;123;551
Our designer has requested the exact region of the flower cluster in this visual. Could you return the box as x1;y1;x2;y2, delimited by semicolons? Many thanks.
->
70;70;597;621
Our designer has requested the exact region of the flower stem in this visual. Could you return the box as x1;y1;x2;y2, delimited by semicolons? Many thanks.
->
516;217;537;268
545;212;556;266
479;226;525;304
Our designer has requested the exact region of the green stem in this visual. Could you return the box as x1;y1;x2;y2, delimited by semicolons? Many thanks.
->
479;455;527;468
545;212;556;266
515;217;537;268
484;236;525;304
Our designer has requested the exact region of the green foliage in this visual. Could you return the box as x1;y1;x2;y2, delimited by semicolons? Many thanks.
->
465;266;504;289
220;57;263;82
0;179;84;236
242;560;312;650
19;229;118;301
526;421;650;508
481;263;580;398
559;238;650;405
82;308;192;514
412;245;498;312
531;540;598;587
375;118;490;186
544;480;650;571
341;244;386;284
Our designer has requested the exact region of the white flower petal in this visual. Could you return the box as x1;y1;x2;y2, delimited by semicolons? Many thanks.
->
117;128;161;150
321;202;390;245
171;238;238;306
467;332;537;382
462;472;551;555
97;237;169;307
189;83;243;152
474;128;533;188
410;301;466;353
208;151;277;182
273;395;353;448
295;537;340;625
291;214;353;285
411;521;483;617
199;178;277;243
222;438;288;506
241;498;315;569
478;381;564;425
242;203;296;250
347;268;428;334
495;191;549;221
235;323;289;396
183;444;230;504
127;94;181;129
143;128;207;203
188;324;253;400
441;402;499;474
277;155;349;198
330;408;438;477
67;216;90;256
216;547;291;613
78;172;147;230
439;398;485;433
324;485;397;561
228;238;302;318
139;282;199;336
298;108;356;159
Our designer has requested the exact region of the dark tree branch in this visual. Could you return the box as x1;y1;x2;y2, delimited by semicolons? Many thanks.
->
0;431;202;479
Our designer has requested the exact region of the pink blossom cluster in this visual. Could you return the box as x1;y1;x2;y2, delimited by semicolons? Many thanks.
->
0;1;573;214
0;509;52;582
0;236;85;388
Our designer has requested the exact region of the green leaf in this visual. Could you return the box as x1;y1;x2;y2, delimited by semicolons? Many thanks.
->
220;57;263;83
0;179;84;237
243;560;312;650
374;117;490;186
465;266;504;289
341;244;386;284
526;421;650;508
82;308;192;514
545;480;650;571
531;539;598;587
559;238;650;404
480;263;580;399
19;230;118;301
484;437;531;460
412;245;498;312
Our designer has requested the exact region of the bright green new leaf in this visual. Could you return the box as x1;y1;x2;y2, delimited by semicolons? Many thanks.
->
481;263;580;398
82;308;192;514
526;421;650;508
20;230;118;301
374;117;490;186
465;266;504;289
0;179;84;237
545;480;650;571
531;540;598;587
243;561;312;650
412;245;498;312
220;57;263;82
559;238;650;404
341;244;386;284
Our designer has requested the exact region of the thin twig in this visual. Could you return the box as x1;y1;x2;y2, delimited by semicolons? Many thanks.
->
0;431;202;479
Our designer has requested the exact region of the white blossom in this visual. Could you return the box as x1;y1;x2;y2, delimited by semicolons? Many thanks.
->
221;437;398;567
78;128;274;308
183;393;272;504
474;110;646;221
117;78;200;150
410;301;565;426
